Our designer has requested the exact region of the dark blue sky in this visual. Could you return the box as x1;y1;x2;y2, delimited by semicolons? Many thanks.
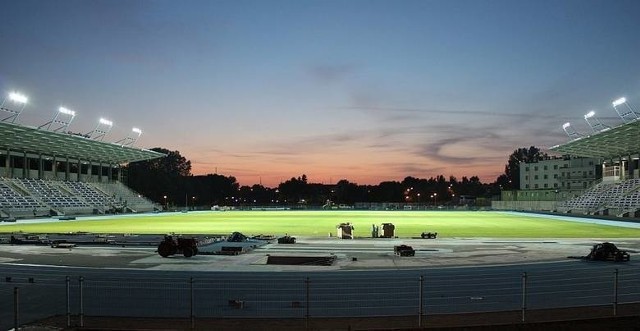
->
1;0;639;186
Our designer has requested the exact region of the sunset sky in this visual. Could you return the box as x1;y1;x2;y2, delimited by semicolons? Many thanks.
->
1;0;640;187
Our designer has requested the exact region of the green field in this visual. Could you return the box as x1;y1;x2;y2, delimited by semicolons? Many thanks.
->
1;211;640;238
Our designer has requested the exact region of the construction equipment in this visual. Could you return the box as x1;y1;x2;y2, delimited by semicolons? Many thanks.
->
394;245;415;257
277;235;296;244
227;232;247;242
585;242;630;262
157;235;199;258
421;232;438;239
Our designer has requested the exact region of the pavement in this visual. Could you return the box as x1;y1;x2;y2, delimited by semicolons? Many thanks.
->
1;235;639;271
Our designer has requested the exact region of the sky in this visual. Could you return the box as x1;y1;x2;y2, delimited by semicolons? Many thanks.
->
1;0;640;187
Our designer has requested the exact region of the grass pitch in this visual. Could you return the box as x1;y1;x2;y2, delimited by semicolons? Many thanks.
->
0;211;639;238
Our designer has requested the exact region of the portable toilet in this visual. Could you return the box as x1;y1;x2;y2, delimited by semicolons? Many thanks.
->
381;223;395;238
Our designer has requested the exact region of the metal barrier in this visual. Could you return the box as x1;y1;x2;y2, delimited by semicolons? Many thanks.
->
2;265;639;330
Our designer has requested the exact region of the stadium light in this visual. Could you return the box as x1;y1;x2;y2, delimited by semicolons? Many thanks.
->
87;117;114;141
562;122;582;140
115;127;143;147
611;96;639;123
8;92;28;104
1;91;29;123
39;106;77;132
612;97;626;107
583;110;610;133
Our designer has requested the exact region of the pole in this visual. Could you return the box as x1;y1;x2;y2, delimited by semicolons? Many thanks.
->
418;275;424;327
66;276;71;327
613;268;619;316
14;287;19;331
79;276;84;327
305;277;310;330
190;277;195;329
521;272;527;323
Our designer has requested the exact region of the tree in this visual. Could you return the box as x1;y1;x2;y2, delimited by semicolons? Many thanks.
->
126;148;192;203
501;146;547;190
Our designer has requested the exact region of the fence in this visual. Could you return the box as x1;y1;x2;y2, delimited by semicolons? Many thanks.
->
2;264;640;330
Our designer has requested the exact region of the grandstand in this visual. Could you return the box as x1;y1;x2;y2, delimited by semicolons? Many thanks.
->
0;119;164;219
551;113;640;218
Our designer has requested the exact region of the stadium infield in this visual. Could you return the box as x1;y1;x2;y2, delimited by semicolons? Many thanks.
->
1;210;640;238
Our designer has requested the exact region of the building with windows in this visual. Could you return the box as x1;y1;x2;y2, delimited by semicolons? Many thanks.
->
519;156;601;191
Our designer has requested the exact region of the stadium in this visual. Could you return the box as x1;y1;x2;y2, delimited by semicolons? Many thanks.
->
1;92;640;330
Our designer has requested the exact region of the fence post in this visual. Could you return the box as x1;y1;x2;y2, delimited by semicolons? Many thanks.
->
190;277;195;329
613;268;618;316
305;277;310;330
79;276;84;327
521;272;527;323
14;287;19;331
66;276;71;327
418;275;424;328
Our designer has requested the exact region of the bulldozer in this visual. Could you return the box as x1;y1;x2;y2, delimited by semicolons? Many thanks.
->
585;242;630;262
157;235;199;258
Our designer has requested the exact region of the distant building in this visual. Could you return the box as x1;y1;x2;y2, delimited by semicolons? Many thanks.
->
520;156;601;191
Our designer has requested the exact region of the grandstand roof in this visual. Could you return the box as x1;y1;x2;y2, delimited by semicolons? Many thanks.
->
0;121;164;164
550;119;640;159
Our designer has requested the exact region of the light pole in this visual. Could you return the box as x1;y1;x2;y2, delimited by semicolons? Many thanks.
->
39;106;76;132
584;111;609;133
163;195;167;210
562;122;582;140
1;91;28;123
87;118;113;141
612;97;639;123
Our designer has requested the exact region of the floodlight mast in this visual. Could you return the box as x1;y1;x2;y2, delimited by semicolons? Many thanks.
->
583;110;610;133
38;106;77;132
0;91;28;123
115;127;143;146
612;97;639;123
86;117;113;141
562;122;583;140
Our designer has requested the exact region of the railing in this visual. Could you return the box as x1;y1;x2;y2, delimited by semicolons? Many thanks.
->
1;263;638;330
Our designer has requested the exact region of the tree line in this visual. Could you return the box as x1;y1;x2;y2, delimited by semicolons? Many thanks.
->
125;147;548;208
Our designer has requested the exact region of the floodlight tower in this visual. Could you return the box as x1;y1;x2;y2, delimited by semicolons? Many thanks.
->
39;106;76;132
87;117;113;141
562;122;583;140
115;127;143;146
0;91;28;123
584;110;610;133
612;97;639;123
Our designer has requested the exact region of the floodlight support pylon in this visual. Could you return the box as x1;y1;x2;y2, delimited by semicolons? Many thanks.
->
562;123;583;140
39;109;76;132
584;113;610;133
0;96;27;124
114;128;142;147
613;100;640;123
86;120;113;141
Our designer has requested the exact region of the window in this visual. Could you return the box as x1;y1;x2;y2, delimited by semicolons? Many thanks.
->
544;183;548;188
534;184;539;189
554;183;558;188
525;184;530;189
525;166;530;171
553;174;558;179
544;174;548;179
544;165;548;170
554;165;558;170
534;166;538;171
525;175;529;180
534;175;539;180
